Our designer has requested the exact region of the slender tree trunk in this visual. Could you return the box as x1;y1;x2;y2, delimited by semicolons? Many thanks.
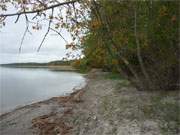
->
134;7;152;90
91;1;144;90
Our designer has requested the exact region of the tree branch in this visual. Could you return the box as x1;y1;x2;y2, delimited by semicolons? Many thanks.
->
134;7;152;89
15;14;21;23
0;0;79;18
91;0;144;89
50;28;68;44
37;8;54;52
19;9;32;53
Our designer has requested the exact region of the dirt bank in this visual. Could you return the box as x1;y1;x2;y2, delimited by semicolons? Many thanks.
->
0;70;179;135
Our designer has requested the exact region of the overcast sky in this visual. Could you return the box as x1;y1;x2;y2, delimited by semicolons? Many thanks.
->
0;7;77;64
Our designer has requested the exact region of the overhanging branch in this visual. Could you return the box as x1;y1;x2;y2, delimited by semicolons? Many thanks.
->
37;8;54;52
0;0;79;18
50;28;68;44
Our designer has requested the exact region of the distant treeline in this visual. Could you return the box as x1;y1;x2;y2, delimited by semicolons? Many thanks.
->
0;60;75;67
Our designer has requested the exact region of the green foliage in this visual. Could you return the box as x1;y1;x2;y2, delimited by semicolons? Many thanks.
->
71;59;90;73
48;60;72;66
81;33;110;69
80;0;179;91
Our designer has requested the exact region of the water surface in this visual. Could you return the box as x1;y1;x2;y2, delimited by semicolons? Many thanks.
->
0;67;86;114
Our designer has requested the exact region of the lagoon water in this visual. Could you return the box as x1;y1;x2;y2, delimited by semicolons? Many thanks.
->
0;67;86;114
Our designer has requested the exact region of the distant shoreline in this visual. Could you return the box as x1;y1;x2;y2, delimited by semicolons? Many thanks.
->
0;65;77;71
0;60;77;71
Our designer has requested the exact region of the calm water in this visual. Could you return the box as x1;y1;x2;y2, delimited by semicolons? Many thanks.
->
0;67;86;114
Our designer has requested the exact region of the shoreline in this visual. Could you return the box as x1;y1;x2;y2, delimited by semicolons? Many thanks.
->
0;65;77;71
0;68;86;116
0;81;88;135
0;77;87;118
0;70;179;135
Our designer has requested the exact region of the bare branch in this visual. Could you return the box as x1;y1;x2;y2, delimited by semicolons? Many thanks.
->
50;28;68;44
37;8;54;52
15;14;21;23
72;3;78;20
19;12;31;53
19;24;28;53
32;13;39;20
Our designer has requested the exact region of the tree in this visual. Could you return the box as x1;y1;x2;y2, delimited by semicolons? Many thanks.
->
82;0;179;90
0;0;90;52
1;0;179;91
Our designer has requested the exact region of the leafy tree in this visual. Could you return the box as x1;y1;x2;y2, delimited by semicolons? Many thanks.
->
0;0;179;90
82;0;179;90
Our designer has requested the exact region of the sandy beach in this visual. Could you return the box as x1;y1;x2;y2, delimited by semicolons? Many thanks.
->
0;70;179;135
